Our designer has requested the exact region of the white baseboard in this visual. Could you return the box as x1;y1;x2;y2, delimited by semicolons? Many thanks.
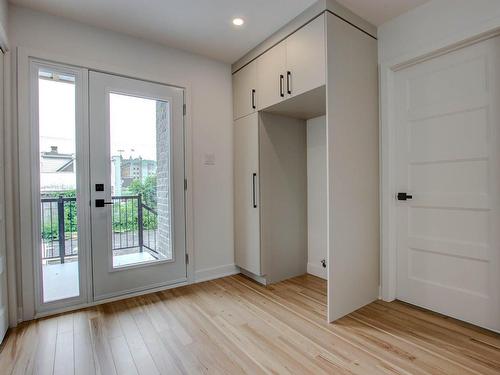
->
194;264;240;283
307;262;327;279
0;307;7;343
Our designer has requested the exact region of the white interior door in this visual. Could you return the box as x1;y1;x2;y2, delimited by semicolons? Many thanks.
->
395;36;500;331
89;72;186;300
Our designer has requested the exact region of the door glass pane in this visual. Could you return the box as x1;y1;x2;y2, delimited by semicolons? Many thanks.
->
109;93;172;268
38;68;79;302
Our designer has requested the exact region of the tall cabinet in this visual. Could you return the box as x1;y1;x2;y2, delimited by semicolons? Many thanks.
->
233;10;379;322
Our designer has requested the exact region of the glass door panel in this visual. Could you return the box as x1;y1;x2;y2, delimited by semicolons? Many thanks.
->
31;60;89;310
109;92;173;268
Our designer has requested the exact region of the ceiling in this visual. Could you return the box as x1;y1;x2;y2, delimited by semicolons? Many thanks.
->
336;0;430;26
10;0;429;63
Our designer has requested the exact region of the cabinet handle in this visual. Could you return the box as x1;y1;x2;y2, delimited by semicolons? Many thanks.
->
287;71;292;95
279;74;284;97
252;173;257;208
251;89;256;109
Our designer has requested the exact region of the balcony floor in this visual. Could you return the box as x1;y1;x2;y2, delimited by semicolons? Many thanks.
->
42;251;158;302
42;261;79;302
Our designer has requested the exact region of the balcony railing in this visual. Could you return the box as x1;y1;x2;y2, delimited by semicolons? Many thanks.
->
41;194;158;263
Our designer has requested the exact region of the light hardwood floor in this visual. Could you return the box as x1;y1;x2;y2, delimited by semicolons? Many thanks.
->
1;274;499;374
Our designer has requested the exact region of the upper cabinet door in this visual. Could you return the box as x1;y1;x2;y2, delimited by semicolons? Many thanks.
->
257;40;286;110
286;14;326;98
233;61;257;120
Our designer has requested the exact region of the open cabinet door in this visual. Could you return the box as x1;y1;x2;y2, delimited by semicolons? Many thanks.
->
326;13;379;321
0;51;8;342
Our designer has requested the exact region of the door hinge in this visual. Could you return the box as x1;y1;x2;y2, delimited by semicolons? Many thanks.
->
183;104;186;116
184;178;188;191
185;253;189;264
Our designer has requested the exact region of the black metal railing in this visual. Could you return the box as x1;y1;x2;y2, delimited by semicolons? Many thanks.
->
41;194;158;263
41;196;78;263
111;195;158;255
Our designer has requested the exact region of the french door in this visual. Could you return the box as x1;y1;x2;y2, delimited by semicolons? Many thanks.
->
89;72;187;300
30;60;187;314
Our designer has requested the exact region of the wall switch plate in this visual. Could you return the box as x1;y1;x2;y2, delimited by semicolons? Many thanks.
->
204;153;216;166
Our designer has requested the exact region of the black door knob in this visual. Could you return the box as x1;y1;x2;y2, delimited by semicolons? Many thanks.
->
95;199;114;207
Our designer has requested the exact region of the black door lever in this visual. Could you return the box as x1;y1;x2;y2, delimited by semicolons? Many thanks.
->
95;199;114;207
397;192;413;201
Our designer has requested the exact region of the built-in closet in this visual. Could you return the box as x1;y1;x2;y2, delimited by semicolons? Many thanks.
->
233;2;379;322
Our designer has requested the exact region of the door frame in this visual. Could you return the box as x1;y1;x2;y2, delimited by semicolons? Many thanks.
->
16;47;195;322
379;27;500;305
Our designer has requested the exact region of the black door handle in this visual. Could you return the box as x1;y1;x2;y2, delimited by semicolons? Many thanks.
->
279;74;284;97
251;89;256;109
252;173;257;208
95;199;114;207
397;192;413;201
287;71;292;95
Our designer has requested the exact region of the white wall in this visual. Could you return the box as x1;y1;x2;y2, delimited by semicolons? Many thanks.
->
378;0;500;64
9;5;236;290
306;116;327;279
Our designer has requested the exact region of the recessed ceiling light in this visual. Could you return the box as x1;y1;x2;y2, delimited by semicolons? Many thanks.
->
232;18;244;26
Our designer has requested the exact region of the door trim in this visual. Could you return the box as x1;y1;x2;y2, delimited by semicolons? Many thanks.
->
16;47;195;323
380;26;500;320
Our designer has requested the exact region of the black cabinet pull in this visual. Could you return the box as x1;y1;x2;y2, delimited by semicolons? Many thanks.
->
397;192;413;201
252;173;257;208
251;89;256;109
279;74;284;97
287;71;292;94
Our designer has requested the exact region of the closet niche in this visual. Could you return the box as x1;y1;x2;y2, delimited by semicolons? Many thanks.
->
234;97;326;284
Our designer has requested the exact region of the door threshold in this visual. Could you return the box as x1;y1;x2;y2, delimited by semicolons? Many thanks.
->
33;278;189;320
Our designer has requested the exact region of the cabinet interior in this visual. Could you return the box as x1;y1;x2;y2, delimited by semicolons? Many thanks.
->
258;94;327;284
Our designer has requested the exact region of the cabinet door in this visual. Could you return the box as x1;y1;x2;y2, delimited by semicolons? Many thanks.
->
286;14;325;98
257;41;286;110
232;61;257;120
234;113;261;275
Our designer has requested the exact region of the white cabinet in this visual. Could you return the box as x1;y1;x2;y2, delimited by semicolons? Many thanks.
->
256;41;286;110
234;113;261;275
256;14;325;111
286;15;325;98
232;61;257;120
233;10;379;322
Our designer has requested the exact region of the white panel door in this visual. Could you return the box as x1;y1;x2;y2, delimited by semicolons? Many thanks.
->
233;60;257;120
234;113;261;275
89;72;186;300
395;37;500;331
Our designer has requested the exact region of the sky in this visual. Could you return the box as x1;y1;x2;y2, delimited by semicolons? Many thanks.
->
39;78;162;162
110;92;158;161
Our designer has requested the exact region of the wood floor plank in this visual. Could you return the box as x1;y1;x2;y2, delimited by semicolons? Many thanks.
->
1;274;499;375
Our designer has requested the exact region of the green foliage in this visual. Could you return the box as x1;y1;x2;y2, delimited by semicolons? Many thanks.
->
41;190;77;240
126;175;157;208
